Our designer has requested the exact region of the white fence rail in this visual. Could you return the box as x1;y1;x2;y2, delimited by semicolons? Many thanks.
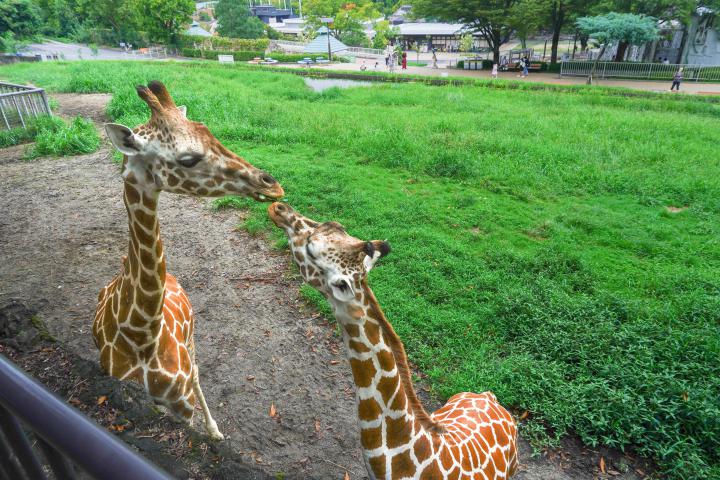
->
345;46;384;57
560;61;720;82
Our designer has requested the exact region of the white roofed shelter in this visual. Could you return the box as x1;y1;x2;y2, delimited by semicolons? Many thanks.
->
303;27;348;59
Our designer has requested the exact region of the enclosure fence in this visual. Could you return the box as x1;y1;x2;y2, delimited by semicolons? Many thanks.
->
0;354;172;480
560;61;720;82
0;82;52;131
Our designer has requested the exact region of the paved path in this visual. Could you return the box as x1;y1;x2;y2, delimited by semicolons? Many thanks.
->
294;59;720;95
22;40;169;61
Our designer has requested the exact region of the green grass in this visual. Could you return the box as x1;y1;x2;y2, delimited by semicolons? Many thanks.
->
2;61;719;479
0;113;99;158
0;125;36;148
25;116;100;159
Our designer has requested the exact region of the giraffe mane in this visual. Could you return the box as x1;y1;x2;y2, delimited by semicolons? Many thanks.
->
361;278;446;434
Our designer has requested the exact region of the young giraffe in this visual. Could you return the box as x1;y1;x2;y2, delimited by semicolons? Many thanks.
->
94;81;284;440
268;203;518;479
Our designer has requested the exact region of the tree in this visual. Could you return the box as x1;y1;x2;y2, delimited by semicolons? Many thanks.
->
0;0;41;37
507;0;549;48
215;0;265;38
304;0;379;40
412;0;519;63
131;0;195;43
34;0;80;37
576;12;659;82
459;32;474;52
591;0;696;61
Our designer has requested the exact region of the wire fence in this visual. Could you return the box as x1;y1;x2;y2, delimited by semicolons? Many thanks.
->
560;61;720;82
0;82;52;131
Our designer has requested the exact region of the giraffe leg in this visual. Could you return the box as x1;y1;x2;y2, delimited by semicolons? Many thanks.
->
192;365;223;440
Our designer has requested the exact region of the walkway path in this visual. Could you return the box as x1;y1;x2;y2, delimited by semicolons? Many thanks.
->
293;59;720;95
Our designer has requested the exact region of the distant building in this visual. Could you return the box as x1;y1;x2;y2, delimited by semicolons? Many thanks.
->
250;4;296;24
396;23;486;52
389;5;413;25
270;17;305;36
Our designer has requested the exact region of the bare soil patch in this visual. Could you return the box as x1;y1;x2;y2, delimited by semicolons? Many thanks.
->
0;93;652;479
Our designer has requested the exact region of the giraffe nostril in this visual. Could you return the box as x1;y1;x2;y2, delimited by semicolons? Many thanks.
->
275;203;286;211
261;174;276;185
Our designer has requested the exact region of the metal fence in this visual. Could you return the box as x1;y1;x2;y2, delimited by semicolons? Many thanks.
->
0;354;172;480
345;46;385;58
0;82;52;131
560;61;720;82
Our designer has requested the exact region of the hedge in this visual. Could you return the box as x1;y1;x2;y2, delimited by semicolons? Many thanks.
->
177;35;269;52
265;53;350;63
181;48;265;61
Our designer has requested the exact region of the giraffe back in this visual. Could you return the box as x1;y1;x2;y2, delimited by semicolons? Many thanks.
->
429;391;519;479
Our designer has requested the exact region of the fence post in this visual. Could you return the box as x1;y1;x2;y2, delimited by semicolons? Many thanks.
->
647;63;653;80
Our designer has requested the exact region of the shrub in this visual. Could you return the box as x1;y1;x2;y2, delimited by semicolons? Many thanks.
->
0;125;35;148
26;116;100;159
177;35;269;51
263;53;349;63
181;48;265;61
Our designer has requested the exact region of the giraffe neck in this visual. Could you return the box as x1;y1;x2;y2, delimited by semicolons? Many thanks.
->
332;280;443;460
119;171;166;330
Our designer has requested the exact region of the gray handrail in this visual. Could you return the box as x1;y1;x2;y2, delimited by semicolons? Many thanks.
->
0;354;172;480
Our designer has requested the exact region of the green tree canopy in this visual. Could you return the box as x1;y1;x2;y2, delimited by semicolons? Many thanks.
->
0;0;41;37
411;0;520;62
132;0;195;43
576;12;659;45
215;0;266;39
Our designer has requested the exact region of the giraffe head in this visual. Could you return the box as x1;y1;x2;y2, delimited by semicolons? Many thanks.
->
105;81;284;201
268;202;390;303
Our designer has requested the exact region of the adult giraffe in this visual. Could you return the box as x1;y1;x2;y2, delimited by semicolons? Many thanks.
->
94;81;284;439
268;203;518;479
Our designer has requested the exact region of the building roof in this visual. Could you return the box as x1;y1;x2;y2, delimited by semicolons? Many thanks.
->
304;30;348;53
397;22;468;36
185;21;213;37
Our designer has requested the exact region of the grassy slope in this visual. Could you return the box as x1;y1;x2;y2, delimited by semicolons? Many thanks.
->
2;61;718;478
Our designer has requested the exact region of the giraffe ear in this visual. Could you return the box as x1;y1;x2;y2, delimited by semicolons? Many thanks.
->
330;275;355;302
177;105;187;118
105;123;145;156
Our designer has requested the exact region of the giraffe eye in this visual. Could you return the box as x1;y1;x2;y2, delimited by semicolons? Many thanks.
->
177;154;203;168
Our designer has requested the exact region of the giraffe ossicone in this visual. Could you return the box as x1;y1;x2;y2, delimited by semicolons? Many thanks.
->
269;202;519;479
94;80;284;440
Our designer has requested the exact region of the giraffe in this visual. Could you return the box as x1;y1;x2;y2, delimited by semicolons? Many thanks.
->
93;81;284;440
268;202;519;479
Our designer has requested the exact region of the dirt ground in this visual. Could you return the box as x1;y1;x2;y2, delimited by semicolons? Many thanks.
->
0;93;653;479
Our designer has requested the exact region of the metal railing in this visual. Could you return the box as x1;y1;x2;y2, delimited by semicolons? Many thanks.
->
0;354;172;480
560;61;720;82
0;82;52;131
345;46;385;57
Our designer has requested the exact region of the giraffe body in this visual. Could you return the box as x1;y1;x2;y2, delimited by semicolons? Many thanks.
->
268;203;518;479
94;81;283;439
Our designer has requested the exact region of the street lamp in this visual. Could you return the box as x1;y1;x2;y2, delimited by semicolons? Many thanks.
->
321;17;333;61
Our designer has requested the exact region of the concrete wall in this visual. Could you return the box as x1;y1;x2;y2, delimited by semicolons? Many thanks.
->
683;14;720;65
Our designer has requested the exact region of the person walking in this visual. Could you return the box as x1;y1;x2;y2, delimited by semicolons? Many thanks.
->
491;63;498;79
522;56;529;78
431;48;438;69
402;51;407;69
671;67;683;91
